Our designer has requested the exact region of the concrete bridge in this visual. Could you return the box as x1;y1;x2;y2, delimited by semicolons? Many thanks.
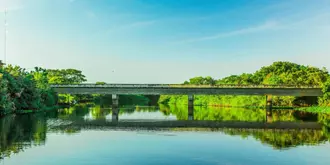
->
50;84;322;96
50;84;323;121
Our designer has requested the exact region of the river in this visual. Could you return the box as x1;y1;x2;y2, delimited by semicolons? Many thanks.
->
1;104;330;165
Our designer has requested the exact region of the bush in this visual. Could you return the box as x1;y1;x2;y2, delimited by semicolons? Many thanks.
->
0;65;58;115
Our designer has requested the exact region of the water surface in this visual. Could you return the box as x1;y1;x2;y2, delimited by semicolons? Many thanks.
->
1;104;330;165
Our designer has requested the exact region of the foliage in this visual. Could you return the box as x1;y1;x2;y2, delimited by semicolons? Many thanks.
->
319;77;330;106
159;104;315;122
47;69;86;85
44;68;87;104
185;76;216;85
297;106;330;113
96;82;106;85
0;65;58;116
48;103;330;150
0;114;47;159
93;94;150;106
223;129;329;149
30;67;58;108
160;61;330;107
57;104;91;119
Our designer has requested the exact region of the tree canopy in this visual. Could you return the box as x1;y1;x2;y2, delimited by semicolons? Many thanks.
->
159;61;330;107
47;69;86;84
215;61;329;86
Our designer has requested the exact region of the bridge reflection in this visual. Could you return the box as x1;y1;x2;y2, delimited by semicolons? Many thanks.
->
1;108;330;161
47;118;330;150
55;104;323;123
52;119;322;129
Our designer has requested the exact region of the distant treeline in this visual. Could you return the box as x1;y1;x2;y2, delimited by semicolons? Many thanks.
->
2;61;330;116
0;63;157;116
158;61;330;107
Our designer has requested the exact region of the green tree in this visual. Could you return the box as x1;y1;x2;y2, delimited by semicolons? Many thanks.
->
0;65;58;115
319;77;330;106
96;82;106;85
188;76;216;85
46;69;87;104
161;61;330;107
47;69;86;84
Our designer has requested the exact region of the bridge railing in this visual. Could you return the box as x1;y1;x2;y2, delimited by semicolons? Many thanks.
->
50;84;321;88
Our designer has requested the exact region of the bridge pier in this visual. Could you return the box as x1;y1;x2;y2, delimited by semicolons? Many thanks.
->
266;95;273;111
266;109;273;123
188;95;194;120
112;94;119;122
266;95;273;122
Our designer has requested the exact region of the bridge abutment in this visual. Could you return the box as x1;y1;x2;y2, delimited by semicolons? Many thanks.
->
112;94;119;122
188;95;194;120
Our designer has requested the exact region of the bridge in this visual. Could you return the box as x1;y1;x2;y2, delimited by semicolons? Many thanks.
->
50;84;323;121
50;84;322;96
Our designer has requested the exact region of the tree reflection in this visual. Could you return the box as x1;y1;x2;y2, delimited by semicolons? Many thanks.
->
223;128;329;149
0;114;47;161
1;104;330;160
159;104;323;122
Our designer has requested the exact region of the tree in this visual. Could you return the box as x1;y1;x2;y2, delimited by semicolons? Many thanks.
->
319;77;330;106
47;69;86;84
160;61;330;107
46;69;87;104
0;65;58;115
96;82;106;85
187;76;216;85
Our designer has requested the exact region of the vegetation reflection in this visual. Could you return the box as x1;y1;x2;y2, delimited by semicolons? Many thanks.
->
0;114;47;160
1;106;330;161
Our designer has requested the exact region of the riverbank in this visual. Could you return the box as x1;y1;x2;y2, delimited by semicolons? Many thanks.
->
0;106;60;117
159;103;330;114
15;106;59;114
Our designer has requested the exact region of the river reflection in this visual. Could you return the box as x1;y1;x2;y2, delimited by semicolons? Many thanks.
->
1;104;330;164
55;104;325;123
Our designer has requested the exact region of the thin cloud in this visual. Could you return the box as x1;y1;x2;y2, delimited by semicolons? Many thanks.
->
284;12;330;29
107;20;157;34
176;21;279;44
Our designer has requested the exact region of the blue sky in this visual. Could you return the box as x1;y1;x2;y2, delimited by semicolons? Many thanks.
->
0;0;330;83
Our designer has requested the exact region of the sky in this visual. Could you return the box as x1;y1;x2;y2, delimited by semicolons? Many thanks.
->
0;0;329;83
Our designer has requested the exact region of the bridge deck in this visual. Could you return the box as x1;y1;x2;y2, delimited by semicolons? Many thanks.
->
50;84;322;96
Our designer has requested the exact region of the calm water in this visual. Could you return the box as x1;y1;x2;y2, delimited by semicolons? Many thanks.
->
1;104;330;165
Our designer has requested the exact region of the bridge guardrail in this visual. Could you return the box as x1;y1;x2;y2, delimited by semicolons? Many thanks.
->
49;84;321;89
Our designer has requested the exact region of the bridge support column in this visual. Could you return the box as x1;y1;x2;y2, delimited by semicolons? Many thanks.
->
266;95;273;122
266;95;273;111
188;95;194;120
266;108;273;123
112;94;119;122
